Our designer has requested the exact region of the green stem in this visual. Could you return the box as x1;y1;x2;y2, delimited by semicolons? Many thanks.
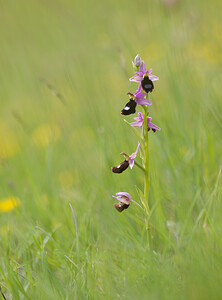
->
142;95;152;247
134;160;145;172
143;105;150;216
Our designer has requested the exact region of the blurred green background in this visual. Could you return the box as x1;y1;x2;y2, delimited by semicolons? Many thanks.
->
0;0;221;299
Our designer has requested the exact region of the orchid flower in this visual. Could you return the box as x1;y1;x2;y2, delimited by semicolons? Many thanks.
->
121;90;151;115
112;192;131;212
133;90;152;105
130;112;161;132
112;143;140;173
129;60;159;93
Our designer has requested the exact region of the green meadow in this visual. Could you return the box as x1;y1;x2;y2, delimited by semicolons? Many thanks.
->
0;0;221;298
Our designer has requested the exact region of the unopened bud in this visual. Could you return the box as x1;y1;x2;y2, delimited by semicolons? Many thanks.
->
132;54;141;69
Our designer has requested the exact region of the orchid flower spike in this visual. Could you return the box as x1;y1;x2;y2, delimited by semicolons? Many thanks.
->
129;60;159;93
112;192;131;212
121;90;151;116
130;112;161;132
112;143;140;173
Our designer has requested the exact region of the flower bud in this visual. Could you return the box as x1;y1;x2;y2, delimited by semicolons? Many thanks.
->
132;54;141;69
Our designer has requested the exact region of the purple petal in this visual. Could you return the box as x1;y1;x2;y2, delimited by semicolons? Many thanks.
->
129;153;136;159
129;159;134;169
115;192;131;198
112;195;130;205
136;98;152;106
133;112;144;122
133;142;140;156
134;91;146;99
140;60;146;73
129;75;142;82
130;121;143;127
149;74;159;81
148;122;161;131
147;69;152;75
137;112;144;121
113;192;131;204
138;83;142;93
135;71;144;76
129;143;140;160
133;117;140;121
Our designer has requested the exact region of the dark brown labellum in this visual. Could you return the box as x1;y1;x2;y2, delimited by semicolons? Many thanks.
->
114;203;130;212
112;160;129;173
148;128;156;133
121;99;137;115
141;75;154;93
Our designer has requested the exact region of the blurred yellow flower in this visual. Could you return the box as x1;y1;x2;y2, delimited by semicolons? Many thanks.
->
0;123;20;159
32;124;61;148
0;197;21;213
